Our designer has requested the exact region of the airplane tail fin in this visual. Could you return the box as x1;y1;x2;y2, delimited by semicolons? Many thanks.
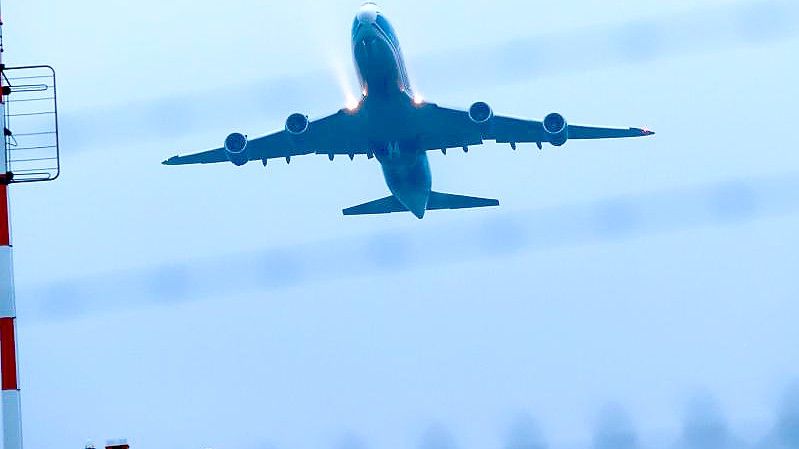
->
343;192;499;216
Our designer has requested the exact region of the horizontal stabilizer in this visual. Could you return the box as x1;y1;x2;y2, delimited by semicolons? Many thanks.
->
343;195;406;216
427;191;499;210
343;192;499;216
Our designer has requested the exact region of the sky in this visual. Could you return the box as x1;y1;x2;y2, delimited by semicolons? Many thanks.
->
2;0;799;448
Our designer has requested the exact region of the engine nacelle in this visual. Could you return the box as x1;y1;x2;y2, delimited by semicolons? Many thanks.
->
468;102;493;124
286;113;310;135
543;112;568;146
224;132;248;166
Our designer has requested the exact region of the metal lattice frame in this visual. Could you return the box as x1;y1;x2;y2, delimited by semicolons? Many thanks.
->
3;65;60;183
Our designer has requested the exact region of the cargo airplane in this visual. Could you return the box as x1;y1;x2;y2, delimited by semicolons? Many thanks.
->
164;2;654;219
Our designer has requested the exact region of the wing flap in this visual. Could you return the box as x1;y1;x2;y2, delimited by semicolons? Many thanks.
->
416;104;484;151
488;116;546;143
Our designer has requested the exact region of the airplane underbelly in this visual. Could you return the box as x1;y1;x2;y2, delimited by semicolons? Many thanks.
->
355;37;402;96
380;152;432;210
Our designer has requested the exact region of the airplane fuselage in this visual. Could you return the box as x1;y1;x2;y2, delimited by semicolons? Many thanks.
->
351;5;432;218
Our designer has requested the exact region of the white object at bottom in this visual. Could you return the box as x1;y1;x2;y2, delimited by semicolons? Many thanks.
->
2;390;23;449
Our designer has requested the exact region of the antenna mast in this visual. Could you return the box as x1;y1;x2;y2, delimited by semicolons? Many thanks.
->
0;0;60;447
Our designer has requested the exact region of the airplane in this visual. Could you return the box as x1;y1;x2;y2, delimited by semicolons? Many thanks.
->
163;2;654;219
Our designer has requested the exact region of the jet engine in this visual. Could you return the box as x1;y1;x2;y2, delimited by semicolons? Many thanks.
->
286;113;310;135
224;132;249;166
543;112;568;146
468;102;493;124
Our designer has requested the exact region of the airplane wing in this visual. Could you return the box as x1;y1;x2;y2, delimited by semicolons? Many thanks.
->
415;103;654;151
163;109;370;166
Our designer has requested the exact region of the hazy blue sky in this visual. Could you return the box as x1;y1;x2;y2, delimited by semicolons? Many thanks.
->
3;1;799;448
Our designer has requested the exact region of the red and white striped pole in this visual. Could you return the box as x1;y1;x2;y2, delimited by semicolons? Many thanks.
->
0;3;24;448
0;182;22;449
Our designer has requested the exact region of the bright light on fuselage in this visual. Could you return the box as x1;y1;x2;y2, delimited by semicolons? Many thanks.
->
346;95;361;112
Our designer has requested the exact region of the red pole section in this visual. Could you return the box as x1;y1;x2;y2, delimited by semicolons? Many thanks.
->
0;185;8;246
0;318;17;390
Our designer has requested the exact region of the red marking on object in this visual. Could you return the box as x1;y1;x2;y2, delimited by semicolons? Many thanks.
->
0;318;18;390
0;184;8;246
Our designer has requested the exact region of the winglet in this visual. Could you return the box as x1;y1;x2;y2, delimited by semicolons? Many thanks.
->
162;156;179;165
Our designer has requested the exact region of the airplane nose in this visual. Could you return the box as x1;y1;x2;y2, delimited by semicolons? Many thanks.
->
357;2;379;24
